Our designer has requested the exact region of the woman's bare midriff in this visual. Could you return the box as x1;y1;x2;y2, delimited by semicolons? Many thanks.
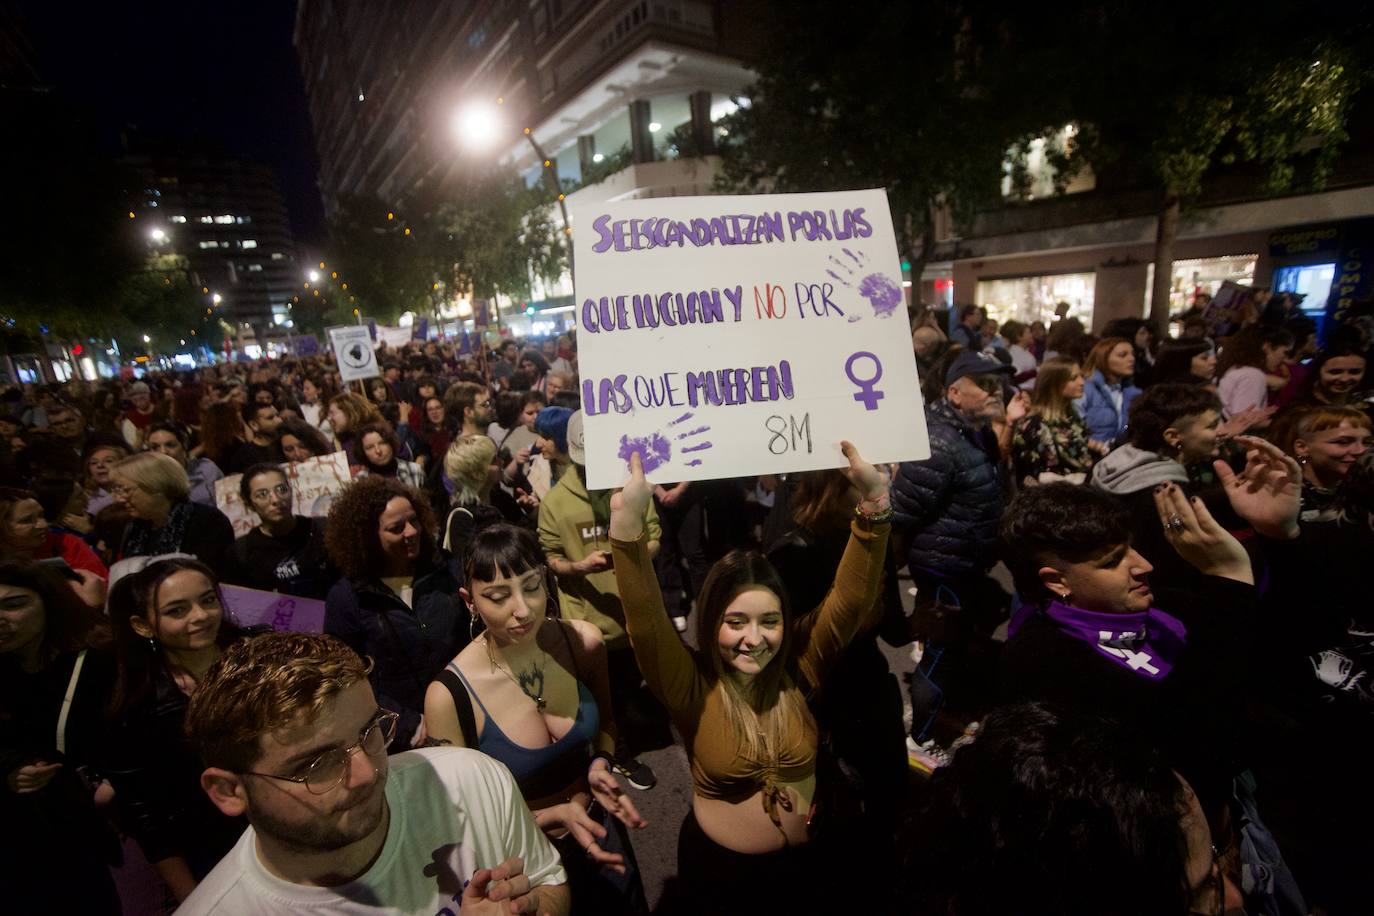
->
692;773;816;853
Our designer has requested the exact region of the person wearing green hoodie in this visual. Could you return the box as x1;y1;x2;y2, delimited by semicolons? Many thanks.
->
536;408;663;789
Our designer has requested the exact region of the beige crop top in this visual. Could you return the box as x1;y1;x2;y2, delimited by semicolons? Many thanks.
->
610;518;889;827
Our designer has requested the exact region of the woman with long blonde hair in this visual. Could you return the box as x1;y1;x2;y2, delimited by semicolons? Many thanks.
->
607;441;889;912
1011;357;1109;485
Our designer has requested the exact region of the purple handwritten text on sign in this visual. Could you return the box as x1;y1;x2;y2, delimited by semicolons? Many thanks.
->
221;585;326;634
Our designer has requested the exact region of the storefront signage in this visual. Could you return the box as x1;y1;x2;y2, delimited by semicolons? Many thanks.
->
571;188;929;489
1269;226;1341;258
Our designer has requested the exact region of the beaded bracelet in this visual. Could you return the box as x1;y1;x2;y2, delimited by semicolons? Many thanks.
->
854;502;894;524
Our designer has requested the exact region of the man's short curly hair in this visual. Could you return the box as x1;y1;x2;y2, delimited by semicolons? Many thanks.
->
184;632;371;771
324;475;436;579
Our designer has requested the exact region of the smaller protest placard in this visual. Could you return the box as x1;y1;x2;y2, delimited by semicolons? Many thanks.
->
329;325;380;384
375;325;412;349
215;451;354;538
221;584;326;634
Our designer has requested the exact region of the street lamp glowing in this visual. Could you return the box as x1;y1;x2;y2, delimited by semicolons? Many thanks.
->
308;270;320;282
149;228;167;243
142;334;151;343
212;293;222;304
452;101;503;149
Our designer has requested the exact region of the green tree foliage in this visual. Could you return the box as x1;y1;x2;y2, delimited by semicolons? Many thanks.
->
109;253;208;352
714;0;1042;277
326;194;442;324
433;170;566;304
992;3;1369;328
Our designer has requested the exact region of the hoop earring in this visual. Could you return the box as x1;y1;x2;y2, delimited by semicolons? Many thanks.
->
469;613;481;641
1296;454;1309;466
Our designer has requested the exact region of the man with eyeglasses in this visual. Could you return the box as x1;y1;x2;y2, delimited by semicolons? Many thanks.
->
44;402;89;456
444;381;497;440
181;632;569;915
224;464;335;600
892;349;1023;758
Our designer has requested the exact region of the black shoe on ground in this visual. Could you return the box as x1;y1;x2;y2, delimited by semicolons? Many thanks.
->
614;756;657;790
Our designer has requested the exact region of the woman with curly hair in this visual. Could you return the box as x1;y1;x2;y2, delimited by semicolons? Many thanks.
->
326;391;383;464
323;475;469;749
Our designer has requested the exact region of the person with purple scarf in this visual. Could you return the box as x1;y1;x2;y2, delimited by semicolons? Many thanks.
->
997;445;1306;916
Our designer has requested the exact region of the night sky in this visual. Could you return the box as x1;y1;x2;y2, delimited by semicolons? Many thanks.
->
16;0;326;247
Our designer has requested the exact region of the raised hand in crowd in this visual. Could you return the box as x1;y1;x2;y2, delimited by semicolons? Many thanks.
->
1215;405;1277;441
1215;434;1302;539
1153;481;1253;584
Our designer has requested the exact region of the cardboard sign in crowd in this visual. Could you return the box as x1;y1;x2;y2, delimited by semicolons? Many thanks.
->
571;188;930;489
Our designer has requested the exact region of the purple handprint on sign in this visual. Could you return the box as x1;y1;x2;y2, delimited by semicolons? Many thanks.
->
826;248;902;318
618;412;714;472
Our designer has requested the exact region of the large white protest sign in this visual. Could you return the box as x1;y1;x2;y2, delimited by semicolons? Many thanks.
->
329;325;380;384
215;451;354;538
572;189;929;489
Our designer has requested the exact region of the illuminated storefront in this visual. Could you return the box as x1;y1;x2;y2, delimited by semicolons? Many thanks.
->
976;271;1095;327
1142;254;1257;316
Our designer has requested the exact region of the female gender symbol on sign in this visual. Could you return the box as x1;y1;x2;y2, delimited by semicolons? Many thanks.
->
845;351;885;410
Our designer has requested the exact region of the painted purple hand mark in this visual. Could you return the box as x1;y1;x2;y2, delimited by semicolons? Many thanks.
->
826;250;900;318
618;434;672;473
619;412;714;472
857;274;902;317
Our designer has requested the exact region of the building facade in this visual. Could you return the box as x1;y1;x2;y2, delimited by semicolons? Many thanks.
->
294;0;758;332
925;133;1374;336
124;154;302;341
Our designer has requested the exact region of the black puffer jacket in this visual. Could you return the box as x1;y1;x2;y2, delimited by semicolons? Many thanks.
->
892;400;1004;576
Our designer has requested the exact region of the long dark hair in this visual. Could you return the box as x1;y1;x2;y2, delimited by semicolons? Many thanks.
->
692;550;806;762
1153;339;1214;385
899;701;1195;915
106;557;248;718
0;560;111;672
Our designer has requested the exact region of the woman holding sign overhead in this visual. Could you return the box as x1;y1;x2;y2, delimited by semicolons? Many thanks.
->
104;557;257;902
608;441;890;913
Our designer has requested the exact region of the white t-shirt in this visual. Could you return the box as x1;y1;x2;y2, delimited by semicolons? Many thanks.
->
176;747;566;915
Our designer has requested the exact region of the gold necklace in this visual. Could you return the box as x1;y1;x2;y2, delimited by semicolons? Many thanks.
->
482;633;549;711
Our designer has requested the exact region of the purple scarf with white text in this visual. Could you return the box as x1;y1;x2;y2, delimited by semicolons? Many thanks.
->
1013;601;1189;680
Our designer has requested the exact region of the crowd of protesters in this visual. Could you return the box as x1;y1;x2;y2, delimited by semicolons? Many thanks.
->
1;297;1371;915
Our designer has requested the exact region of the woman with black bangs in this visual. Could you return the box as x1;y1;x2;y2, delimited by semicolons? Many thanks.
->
104;557;257;902
425;523;648;915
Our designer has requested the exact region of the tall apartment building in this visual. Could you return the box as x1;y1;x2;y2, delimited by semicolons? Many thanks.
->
294;1;759;332
124;154;302;339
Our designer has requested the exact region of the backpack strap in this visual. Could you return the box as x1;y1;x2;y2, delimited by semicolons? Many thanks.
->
436;665;478;749
442;506;474;553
